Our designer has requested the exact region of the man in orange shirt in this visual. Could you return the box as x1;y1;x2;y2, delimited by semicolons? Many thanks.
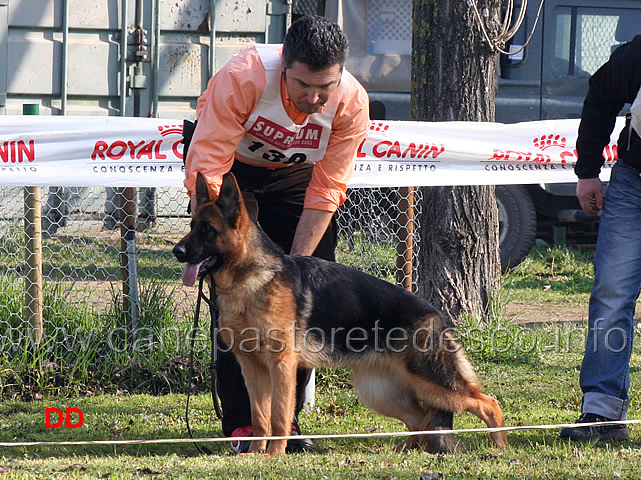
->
183;15;369;454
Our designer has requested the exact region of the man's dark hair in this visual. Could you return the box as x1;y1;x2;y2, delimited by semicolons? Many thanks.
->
282;15;348;71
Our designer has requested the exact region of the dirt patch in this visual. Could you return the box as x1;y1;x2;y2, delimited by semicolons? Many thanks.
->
507;300;641;325
506;301;588;325
62;280;197;321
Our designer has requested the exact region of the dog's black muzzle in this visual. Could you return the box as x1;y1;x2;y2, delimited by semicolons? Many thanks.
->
173;242;188;263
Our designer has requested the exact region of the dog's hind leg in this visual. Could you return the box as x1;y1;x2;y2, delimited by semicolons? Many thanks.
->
460;388;507;449
351;371;462;453
419;382;507;449
351;367;426;451
409;338;508;450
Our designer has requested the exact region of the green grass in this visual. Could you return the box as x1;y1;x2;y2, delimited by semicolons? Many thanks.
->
0;275;208;399
337;233;397;283
502;245;596;304
458;294;545;365
0;339;640;479
2;240;638;478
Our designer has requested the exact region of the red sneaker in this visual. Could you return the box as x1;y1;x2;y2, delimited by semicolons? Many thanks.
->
229;424;313;454
230;426;253;455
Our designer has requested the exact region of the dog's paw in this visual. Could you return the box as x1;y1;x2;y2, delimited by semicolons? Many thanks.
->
265;440;287;456
394;437;420;452
420;434;467;454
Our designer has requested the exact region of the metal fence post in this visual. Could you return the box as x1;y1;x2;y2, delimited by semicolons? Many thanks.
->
23;103;43;346
119;187;139;333
396;187;414;291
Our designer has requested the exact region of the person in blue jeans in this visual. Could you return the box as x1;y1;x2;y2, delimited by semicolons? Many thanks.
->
560;35;641;442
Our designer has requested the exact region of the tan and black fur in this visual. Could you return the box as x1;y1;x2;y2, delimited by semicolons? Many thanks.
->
173;172;508;456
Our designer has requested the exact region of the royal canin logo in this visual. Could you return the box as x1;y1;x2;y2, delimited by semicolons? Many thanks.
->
0;139;36;164
533;134;566;150
369;121;390;135
91;124;184;161
357;121;444;160
490;132;572;163
491;131;618;164
158;125;183;137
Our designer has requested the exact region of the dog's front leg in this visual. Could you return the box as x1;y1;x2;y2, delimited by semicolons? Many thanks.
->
237;356;272;453
265;353;298;456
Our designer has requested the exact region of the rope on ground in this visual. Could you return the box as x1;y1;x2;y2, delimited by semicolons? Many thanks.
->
2;419;640;448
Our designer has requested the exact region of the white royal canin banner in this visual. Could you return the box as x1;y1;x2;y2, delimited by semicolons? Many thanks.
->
0;116;624;188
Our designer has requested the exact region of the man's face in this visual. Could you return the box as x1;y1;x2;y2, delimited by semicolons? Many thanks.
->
283;61;342;114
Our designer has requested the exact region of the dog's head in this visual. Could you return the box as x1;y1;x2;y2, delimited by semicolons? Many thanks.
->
173;172;248;286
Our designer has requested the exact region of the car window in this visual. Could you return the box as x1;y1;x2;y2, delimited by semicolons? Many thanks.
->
366;0;412;55
552;7;641;77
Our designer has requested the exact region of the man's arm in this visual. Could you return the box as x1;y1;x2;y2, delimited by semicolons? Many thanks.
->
575;36;641;180
575;36;641;215
184;46;265;198
290;208;334;256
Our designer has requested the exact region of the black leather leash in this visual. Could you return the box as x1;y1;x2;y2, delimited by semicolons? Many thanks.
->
182;120;225;453
185;274;223;455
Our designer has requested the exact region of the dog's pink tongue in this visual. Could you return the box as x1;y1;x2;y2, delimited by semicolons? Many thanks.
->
182;262;203;287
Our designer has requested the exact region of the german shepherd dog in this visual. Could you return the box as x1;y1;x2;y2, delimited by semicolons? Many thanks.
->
173;172;507;456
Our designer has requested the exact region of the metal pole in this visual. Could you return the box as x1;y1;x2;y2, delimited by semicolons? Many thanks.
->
61;0;68;114
117;0;131;329
119;0;128;117
119;188;138;331
23;103;43;346
151;0;160;117
396;187;415;291
132;0;143;117
117;0;144;333
209;0;216;77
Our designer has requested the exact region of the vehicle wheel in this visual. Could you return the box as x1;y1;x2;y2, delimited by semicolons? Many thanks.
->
495;185;537;270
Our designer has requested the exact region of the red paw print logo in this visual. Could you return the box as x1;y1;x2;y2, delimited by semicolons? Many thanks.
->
369;121;390;135
533;134;566;151
158;125;183;137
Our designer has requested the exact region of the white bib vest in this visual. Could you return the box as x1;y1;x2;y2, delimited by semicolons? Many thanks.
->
236;44;347;166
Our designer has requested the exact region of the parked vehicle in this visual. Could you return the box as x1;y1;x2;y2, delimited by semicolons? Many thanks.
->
327;0;641;268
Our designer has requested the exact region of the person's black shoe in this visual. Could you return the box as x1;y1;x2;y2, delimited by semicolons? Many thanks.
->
230;424;313;455
559;413;629;441
286;423;313;453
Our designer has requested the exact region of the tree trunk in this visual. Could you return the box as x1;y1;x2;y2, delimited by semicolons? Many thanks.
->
412;0;501;325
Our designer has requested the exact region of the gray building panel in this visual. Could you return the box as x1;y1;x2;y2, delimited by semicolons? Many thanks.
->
3;0;292;118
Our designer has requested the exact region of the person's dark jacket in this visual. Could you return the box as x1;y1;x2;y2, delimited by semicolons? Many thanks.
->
575;34;641;179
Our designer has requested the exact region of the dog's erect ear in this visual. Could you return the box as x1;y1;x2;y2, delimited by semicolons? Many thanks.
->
195;171;216;206
216;173;242;227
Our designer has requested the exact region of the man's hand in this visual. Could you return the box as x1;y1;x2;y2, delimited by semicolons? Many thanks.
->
576;177;604;215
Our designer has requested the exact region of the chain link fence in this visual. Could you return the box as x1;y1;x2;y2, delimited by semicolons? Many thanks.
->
0;185;420;391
